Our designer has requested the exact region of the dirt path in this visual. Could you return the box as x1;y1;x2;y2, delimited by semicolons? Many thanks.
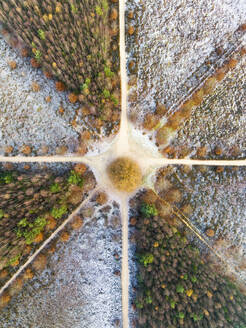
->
119;0;130;326
0;156;246;167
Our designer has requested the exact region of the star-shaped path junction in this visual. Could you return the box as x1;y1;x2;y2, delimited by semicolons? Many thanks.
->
0;0;246;327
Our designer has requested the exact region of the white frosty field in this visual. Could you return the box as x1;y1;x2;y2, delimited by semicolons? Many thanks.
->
127;0;246;116
0;34;79;156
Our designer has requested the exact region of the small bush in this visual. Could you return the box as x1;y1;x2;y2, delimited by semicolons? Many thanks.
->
50;183;61;193
51;204;68;219
139;253;154;267
16;217;46;245
140;203;158;217
0;172;14;184
67;170;83;187
107;157;142;192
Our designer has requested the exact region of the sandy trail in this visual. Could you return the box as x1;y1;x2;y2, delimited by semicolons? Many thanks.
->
118;0;130;325
1;153;246;167
1;155;246;167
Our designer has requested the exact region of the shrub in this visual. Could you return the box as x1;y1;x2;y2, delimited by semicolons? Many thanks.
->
139;253;154;267
50;183;61;193
107;157;142;193
16;216;47;245
140;203;158;217
0;172;14;184
67;170;83;187
176;284;184;293
51;204;68;219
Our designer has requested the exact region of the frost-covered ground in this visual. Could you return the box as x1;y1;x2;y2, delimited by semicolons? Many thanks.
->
165;166;246;283
0;161;75;174
173;54;246;159
0;34;80;156
128;224;138;328
127;0;246;115
1;200;122;328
